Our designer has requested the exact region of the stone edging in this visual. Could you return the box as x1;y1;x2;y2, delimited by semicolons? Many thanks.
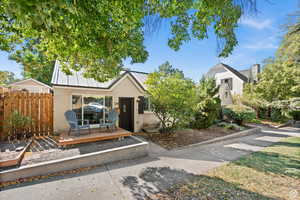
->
174;127;262;151
0;136;148;183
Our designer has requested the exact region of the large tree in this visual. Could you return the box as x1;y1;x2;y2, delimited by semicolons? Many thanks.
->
0;0;254;81
0;70;18;85
158;61;184;77
245;18;300;102
9;40;54;85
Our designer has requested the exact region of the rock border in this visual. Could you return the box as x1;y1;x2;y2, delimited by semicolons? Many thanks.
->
0;136;148;182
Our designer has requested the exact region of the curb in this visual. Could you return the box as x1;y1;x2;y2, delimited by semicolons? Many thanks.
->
174;127;262;151
0;136;148;183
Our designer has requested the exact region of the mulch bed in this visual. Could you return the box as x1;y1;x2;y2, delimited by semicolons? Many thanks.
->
136;125;239;150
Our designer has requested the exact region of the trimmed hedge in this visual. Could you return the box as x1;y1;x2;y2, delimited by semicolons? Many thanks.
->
222;105;256;125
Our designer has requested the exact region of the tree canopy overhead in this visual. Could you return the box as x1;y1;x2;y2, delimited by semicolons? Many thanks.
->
9;39;54;85
0;0;254;81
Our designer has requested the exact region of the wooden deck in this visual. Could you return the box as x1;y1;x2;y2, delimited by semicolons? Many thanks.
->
58;128;133;146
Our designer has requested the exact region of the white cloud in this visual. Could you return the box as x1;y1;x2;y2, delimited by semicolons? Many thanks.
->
239;18;272;30
243;36;278;50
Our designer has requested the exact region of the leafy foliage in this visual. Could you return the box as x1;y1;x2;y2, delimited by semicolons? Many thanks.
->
0;0;253;81
217;121;246;131
145;65;195;133
9;40;54;85
0;70;18;85
191;77;221;129
244;18;300;103
5;111;33;141
271;98;300;121
242;16;300;122
158;61;184;77
222;104;256;125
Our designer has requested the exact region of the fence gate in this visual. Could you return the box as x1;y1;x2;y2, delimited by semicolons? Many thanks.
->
0;91;53;141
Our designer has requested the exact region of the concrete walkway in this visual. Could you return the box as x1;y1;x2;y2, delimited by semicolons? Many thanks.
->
1;126;299;200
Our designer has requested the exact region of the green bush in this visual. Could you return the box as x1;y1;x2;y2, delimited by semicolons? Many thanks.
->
191;98;221;129
5;111;33;141
222;105;256;125
217;122;246;131
191;78;221;129
289;110;300;121
270;108;287;122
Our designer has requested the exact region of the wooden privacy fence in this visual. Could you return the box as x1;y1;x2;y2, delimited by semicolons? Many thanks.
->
0;91;53;141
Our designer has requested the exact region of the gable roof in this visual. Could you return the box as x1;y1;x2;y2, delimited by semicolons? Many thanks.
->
51;60;148;91
10;78;52;89
206;63;248;82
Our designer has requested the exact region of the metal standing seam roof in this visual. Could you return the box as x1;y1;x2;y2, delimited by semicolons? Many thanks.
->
51;60;148;90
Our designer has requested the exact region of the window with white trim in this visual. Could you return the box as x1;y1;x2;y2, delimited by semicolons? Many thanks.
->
71;95;113;126
143;97;152;112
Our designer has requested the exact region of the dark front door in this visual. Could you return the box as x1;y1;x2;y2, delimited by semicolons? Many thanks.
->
119;97;134;132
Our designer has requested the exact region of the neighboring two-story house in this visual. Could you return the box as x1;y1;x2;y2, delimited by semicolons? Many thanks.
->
206;63;260;105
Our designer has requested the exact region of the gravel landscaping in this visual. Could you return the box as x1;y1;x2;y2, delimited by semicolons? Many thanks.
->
21;136;140;166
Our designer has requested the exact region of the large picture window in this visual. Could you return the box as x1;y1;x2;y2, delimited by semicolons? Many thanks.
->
72;95;113;127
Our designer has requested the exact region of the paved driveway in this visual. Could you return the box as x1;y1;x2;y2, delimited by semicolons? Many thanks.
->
1;126;299;200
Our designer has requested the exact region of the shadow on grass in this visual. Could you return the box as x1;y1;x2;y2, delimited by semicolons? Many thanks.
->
122;167;275;200
272;141;300;148
234;151;300;178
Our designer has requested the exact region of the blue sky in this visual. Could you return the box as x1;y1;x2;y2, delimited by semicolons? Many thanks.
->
0;0;299;81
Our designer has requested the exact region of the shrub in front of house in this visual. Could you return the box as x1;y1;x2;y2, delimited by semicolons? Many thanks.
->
145;65;196;134
191;97;221;129
191;78;221;129
222;104;256;125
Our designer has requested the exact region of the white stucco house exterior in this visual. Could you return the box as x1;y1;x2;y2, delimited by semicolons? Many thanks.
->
51;61;158;133
206;63;260;104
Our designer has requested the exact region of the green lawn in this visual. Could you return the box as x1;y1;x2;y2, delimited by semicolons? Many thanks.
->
165;137;300;200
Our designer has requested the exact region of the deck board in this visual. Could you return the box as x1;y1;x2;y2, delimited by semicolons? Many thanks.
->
58;128;132;146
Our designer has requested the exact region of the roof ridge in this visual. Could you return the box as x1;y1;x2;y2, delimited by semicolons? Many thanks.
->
220;63;248;82
124;69;149;74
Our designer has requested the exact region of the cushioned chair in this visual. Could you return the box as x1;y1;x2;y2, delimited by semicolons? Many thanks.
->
65;110;91;136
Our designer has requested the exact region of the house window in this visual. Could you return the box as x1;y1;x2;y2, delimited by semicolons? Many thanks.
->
143;97;151;112
72;95;113;127
221;78;233;90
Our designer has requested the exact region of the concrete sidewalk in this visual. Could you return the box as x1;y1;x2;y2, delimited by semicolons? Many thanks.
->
1;126;299;200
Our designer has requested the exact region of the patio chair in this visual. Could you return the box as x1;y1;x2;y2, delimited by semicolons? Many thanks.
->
103;109;118;131
64;110;91;136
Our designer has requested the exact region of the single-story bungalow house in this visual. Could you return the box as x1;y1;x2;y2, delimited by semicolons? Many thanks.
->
51;61;158;133
9;78;52;93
